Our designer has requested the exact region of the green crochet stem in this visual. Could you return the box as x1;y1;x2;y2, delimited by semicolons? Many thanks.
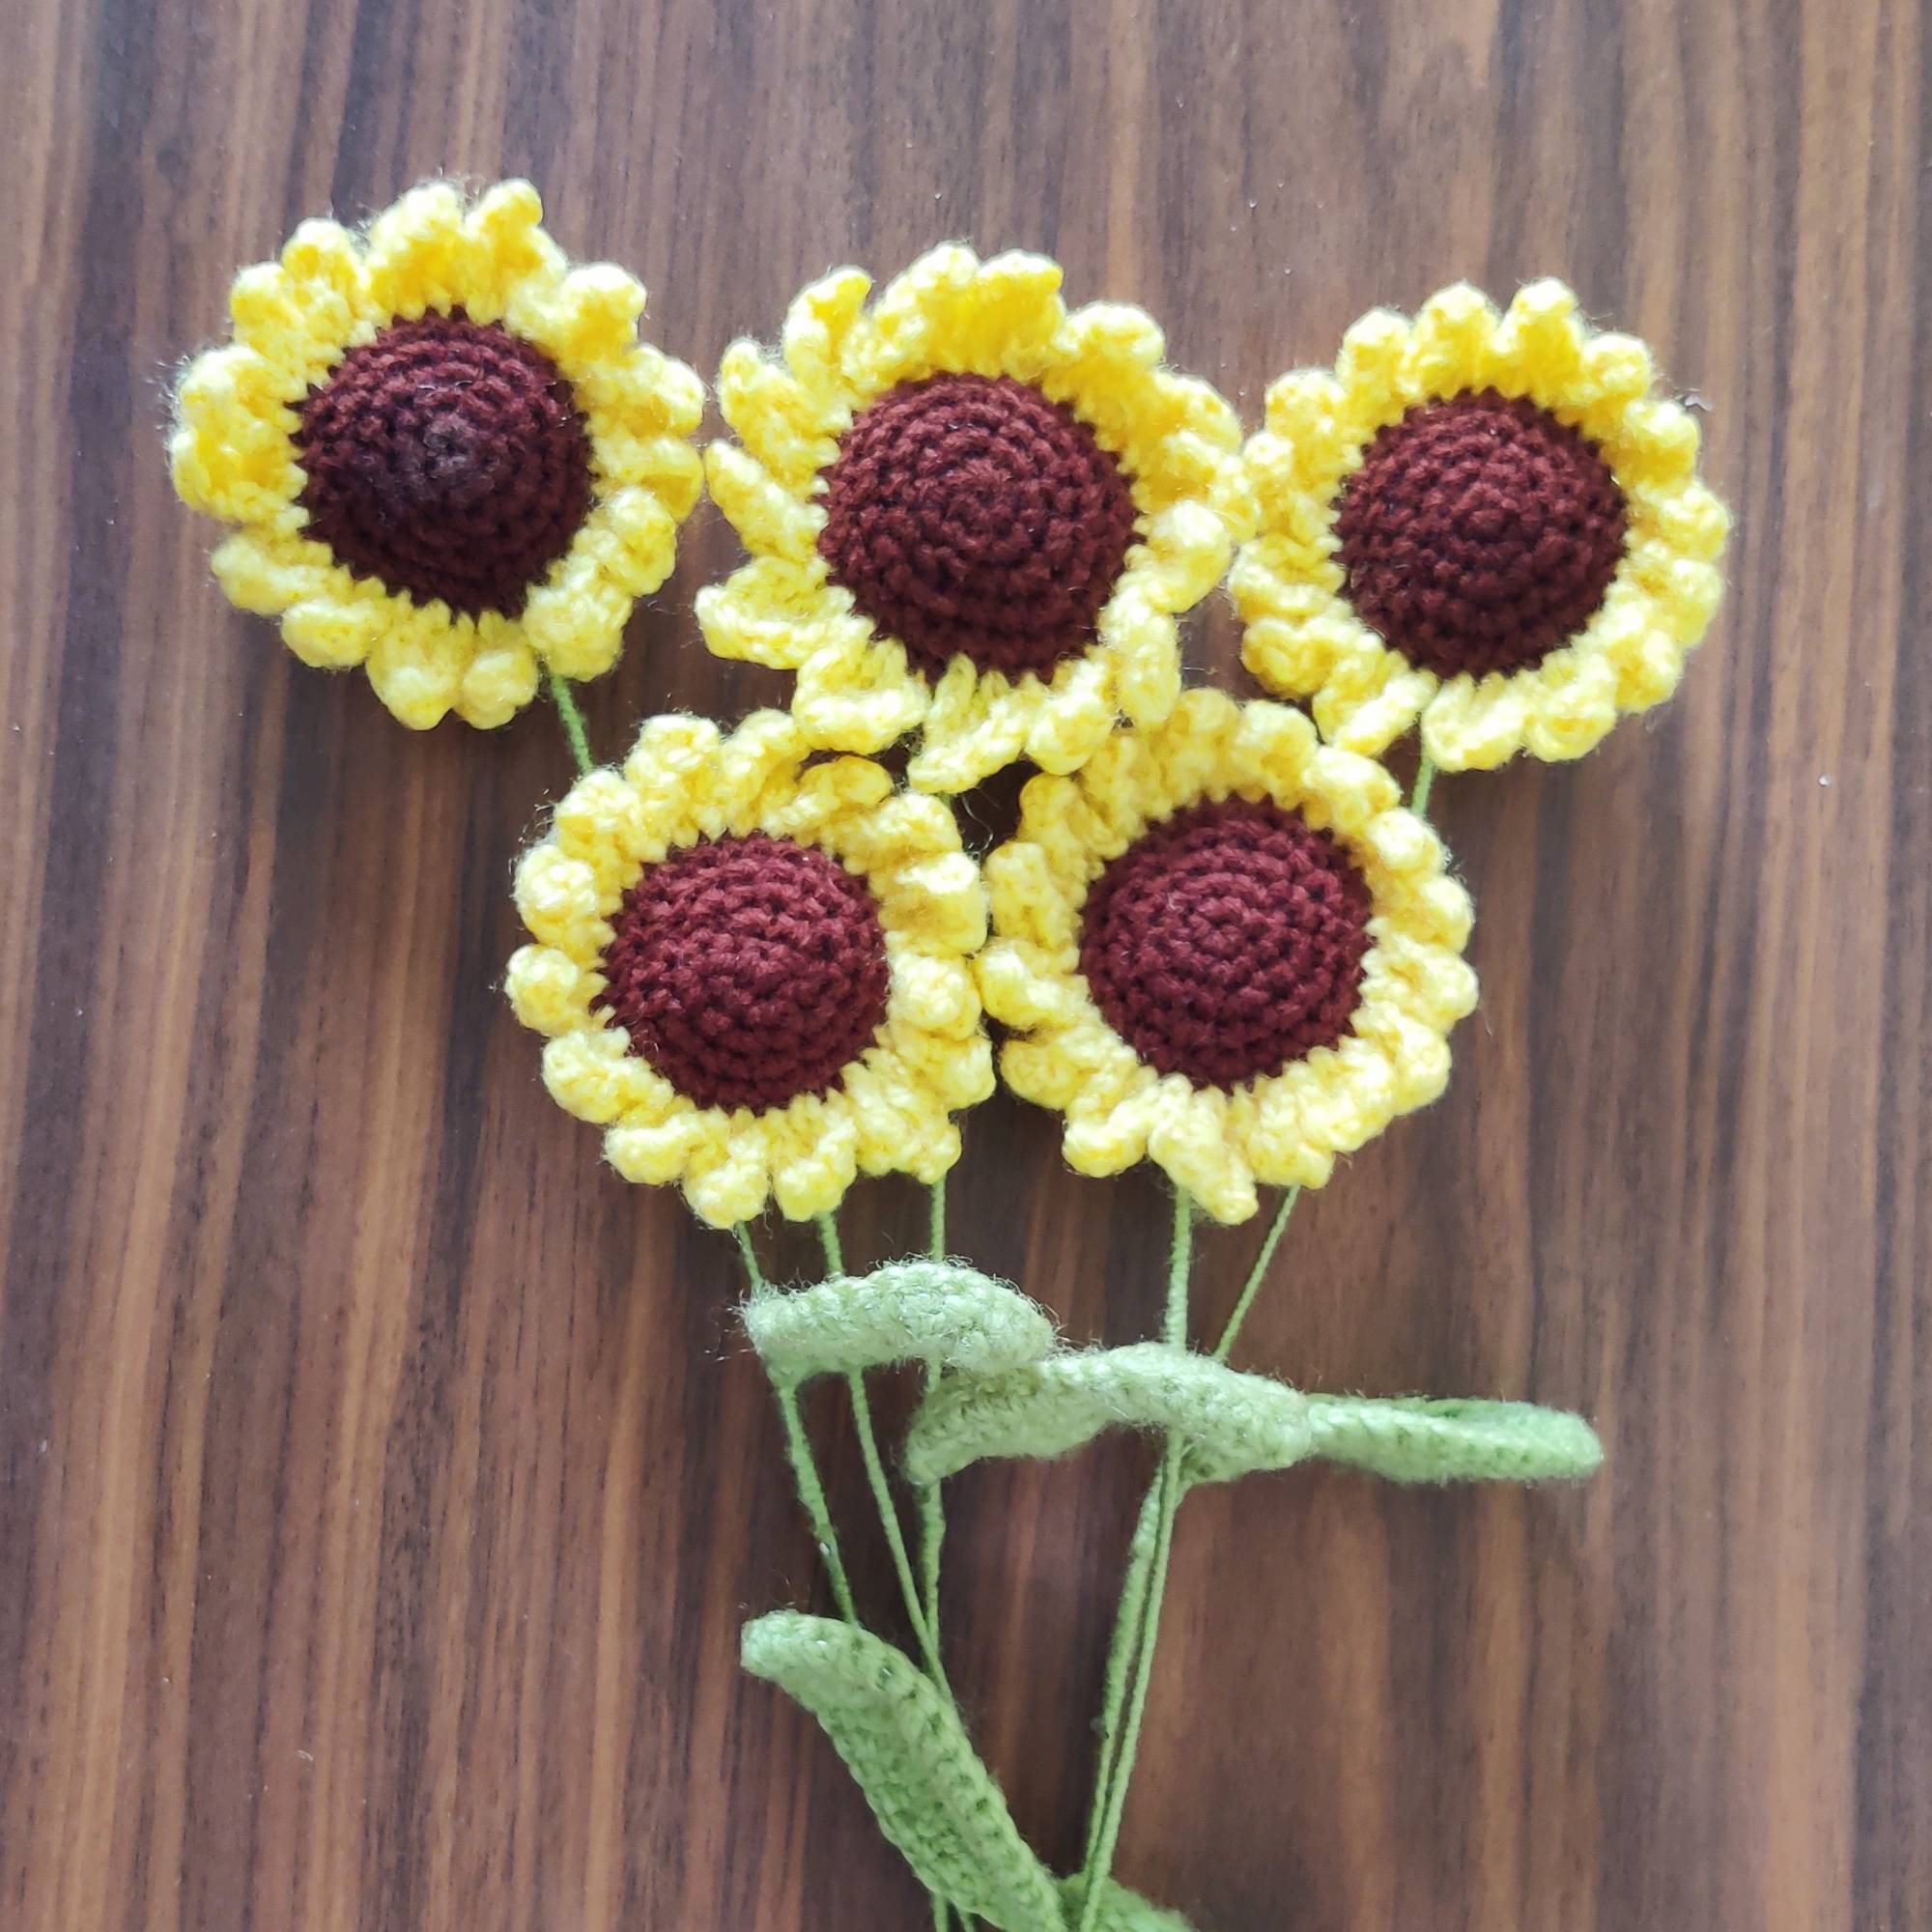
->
1074;1187;1195;1932
817;1213;952;1697
918;1179;951;1690
1072;1187;1300;1891
1410;750;1437;818
923;1179;956;1932
549;667;595;777
1212;1185;1300;1363
734;1222;860;1625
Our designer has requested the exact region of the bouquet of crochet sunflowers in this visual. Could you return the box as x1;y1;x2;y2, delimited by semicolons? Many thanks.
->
171;181;1728;1931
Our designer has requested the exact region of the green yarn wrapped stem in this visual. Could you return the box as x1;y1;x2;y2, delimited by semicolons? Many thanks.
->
548;667;594;776
733;1223;859;1625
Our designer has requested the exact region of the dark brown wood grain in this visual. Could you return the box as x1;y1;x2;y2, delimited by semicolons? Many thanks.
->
2;0;1927;1925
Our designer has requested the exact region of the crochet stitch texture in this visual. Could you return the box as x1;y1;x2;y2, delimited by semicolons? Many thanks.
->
1079;799;1372;1089
296;311;593;617
599;832;891;1112
817;373;1140;681
1335;388;1628;678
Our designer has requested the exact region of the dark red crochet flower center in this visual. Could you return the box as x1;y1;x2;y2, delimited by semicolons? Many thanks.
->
294;311;593;617
817;373;1140;681
1080;799;1374;1090
598;833;891;1113
1335;389;1628;678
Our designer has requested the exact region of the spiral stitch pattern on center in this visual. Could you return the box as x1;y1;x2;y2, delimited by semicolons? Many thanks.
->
817;373;1140;681
295;310;593;617
1079;799;1373;1090
1335;387;1629;678
599;833;891;1113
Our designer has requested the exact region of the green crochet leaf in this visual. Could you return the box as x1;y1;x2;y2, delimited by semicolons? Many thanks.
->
744;1261;1056;1383
902;1343;1313;1487
741;1611;1066;1932
1059;1874;1198;1930
1303;1394;1604;1483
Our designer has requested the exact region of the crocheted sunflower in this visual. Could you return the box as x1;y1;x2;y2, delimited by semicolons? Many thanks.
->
506;710;994;1227
1231;279;1729;769
697;245;1247;793
978;689;1476;1223
169;181;704;728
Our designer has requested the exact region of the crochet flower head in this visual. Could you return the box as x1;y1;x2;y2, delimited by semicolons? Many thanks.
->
697;245;1246;793
170;181;704;729
1231;280;1729;770
506;710;994;1227
979;690;1476;1223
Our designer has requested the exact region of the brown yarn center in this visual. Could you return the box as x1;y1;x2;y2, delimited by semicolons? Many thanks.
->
294;311;593;617
1335;389;1628;678
598;833;891;1114
1080;799;1373;1090
817;373;1140;681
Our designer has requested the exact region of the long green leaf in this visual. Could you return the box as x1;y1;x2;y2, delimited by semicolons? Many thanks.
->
1303;1394;1603;1483
741;1611;1065;1932
903;1343;1313;1486
744;1262;1056;1383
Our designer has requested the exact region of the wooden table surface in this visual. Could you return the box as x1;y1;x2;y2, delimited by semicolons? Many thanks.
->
4;1;1927;1926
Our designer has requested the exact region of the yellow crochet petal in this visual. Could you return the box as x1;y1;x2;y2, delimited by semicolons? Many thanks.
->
361;181;473;316
1331;306;1413;429
504;945;595;1036
1405;282;1499;400
1098;585;1183;728
871;852;988;956
514;844;609;957
226;263;348;392
696;557;860;671
210;528;325;622
765;1097;863;1220
1418;674;1532;771
910;663;1037;794
1149;1087;1257;1225
717;339;841;487
579;484;684;598
170;347;301;523
520;572;629;681
794;636;932;753
460;179;560;315
780;266;874;394
280;591;389;671
1021;653;1117;777
704;440;824;562
1489;278;1587;396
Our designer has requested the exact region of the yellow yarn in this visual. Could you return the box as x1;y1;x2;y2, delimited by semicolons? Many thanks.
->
1230;278;1729;770
169;180;704;729
696;245;1251;793
978;689;1477;1223
504;710;994;1227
